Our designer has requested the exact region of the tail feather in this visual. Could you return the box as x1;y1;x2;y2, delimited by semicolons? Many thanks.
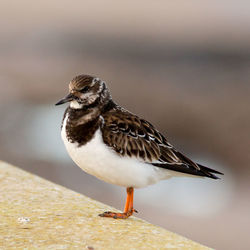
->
197;163;224;175
152;148;224;179
199;168;220;179
174;151;223;179
153;162;223;179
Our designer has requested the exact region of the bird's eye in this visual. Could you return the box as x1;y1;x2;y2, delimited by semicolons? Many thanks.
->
80;86;90;93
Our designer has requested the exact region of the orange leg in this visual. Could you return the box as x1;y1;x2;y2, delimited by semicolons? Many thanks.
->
99;187;137;219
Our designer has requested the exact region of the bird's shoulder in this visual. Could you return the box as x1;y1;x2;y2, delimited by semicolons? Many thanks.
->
100;106;180;164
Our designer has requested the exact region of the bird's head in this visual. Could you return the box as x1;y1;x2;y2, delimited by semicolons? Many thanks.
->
55;74;111;109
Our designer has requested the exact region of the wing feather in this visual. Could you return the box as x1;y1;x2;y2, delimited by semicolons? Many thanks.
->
101;108;223;179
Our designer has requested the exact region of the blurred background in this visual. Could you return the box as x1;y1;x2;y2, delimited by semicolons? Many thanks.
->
0;1;250;249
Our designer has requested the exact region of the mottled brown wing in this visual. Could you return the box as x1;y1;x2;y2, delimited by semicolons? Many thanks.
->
101;109;223;179
101;109;182;165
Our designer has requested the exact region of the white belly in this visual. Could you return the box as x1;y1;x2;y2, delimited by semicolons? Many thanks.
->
61;115;188;188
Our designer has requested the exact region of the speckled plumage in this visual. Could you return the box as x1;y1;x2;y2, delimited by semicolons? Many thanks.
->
57;75;222;182
56;74;223;218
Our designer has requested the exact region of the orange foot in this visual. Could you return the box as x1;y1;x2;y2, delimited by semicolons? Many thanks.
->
99;209;138;219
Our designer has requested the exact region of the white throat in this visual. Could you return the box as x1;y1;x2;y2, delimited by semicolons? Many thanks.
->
70;100;84;109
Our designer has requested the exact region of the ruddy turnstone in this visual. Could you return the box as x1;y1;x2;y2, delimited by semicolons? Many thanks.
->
56;74;223;219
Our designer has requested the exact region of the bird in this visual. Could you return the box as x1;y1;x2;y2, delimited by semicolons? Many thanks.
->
55;74;223;219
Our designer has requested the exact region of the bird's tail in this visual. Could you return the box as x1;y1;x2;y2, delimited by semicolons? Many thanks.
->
197;163;224;179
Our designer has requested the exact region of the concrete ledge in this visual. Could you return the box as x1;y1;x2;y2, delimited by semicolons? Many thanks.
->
0;161;210;249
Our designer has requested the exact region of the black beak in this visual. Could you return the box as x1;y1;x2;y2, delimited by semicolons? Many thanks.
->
55;93;74;106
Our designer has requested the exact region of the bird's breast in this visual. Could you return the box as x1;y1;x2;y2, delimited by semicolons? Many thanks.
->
61;114;175;188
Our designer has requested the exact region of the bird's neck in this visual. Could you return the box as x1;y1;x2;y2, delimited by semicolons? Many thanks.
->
67;107;100;127
66;99;116;125
62;99;117;146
